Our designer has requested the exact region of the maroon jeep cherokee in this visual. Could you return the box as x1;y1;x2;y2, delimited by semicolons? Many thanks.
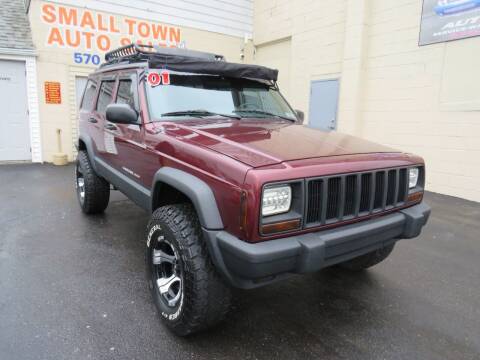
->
75;44;430;336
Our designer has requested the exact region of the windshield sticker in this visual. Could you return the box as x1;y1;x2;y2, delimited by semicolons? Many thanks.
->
147;71;170;87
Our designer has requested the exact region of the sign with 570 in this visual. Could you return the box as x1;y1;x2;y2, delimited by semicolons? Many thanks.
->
73;52;101;65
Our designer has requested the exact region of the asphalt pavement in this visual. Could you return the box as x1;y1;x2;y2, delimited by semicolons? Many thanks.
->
1;164;479;360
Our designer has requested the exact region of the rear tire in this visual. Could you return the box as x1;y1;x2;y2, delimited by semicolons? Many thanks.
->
146;204;231;336
339;243;395;271
75;150;110;214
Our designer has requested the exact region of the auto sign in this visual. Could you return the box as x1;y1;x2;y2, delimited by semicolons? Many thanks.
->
420;0;480;45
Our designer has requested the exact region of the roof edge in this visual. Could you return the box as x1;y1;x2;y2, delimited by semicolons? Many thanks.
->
0;48;37;57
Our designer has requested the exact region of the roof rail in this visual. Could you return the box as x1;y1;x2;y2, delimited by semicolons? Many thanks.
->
103;43;225;67
104;43;153;62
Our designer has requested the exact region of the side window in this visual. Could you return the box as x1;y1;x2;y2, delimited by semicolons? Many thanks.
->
96;80;116;114
241;88;284;114
80;80;97;110
241;90;263;109
116;79;137;110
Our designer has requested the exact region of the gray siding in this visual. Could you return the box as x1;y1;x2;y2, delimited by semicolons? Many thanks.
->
0;0;34;50
45;0;253;37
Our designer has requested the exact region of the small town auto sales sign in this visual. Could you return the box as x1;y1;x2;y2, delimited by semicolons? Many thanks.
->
420;0;480;45
41;2;183;53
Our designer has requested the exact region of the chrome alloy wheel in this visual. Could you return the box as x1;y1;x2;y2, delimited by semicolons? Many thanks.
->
76;163;85;204
152;236;182;308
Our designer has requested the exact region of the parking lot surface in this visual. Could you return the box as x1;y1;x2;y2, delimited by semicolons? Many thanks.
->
1;164;479;360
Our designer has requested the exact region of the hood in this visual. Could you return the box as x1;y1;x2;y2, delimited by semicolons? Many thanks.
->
157;118;400;168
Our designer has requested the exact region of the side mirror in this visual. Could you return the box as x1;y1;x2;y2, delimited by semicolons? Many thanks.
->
106;103;138;124
295;109;304;124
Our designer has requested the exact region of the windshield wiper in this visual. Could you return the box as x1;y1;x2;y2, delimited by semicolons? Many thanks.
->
233;109;296;122
161;110;241;120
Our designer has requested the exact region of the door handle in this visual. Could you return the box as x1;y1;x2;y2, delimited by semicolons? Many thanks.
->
88;118;98;123
104;123;117;131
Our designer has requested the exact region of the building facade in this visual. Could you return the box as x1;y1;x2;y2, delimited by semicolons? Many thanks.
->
253;0;480;202
6;0;479;202
25;0;253;163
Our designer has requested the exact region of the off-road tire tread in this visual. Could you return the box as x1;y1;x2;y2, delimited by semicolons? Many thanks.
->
339;243;395;271
148;204;231;336
77;150;110;214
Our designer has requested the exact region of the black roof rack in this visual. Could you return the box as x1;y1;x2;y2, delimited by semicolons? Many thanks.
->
102;43;279;82
103;43;225;66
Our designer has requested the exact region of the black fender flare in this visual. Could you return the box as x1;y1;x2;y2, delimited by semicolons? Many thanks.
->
77;135;98;172
152;167;224;230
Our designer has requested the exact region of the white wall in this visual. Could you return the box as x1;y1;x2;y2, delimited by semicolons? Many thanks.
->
254;0;347;120
253;0;480;202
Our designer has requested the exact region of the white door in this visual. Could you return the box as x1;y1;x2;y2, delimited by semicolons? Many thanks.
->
0;60;30;161
308;79;340;131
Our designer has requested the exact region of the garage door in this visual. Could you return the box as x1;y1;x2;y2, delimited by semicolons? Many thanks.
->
0;60;30;161
255;38;291;98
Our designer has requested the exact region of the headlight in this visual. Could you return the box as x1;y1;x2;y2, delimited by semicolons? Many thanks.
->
409;168;419;189
262;186;292;216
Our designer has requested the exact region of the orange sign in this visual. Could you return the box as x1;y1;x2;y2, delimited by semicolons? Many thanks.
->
41;3;183;53
45;82;61;104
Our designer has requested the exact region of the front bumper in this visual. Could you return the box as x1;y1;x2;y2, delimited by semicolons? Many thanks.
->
203;203;430;289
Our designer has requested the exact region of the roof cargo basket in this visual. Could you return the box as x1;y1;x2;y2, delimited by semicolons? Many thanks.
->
104;43;225;65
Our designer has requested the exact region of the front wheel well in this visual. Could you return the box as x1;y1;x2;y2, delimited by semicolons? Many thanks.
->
151;182;192;211
78;139;87;151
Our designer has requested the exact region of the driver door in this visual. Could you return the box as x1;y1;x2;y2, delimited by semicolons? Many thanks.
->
104;71;146;185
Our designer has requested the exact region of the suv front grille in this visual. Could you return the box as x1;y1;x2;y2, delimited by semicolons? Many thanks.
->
305;168;409;227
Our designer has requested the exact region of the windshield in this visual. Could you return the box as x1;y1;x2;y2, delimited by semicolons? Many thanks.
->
145;73;297;121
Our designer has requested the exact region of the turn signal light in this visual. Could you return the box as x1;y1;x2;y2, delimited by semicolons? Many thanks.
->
407;191;423;203
261;219;301;235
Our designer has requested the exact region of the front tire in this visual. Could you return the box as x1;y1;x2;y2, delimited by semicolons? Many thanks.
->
75;150;110;214
339;243;395;271
146;204;231;336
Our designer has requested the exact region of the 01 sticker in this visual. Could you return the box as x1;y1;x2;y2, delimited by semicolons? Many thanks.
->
147;71;170;87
